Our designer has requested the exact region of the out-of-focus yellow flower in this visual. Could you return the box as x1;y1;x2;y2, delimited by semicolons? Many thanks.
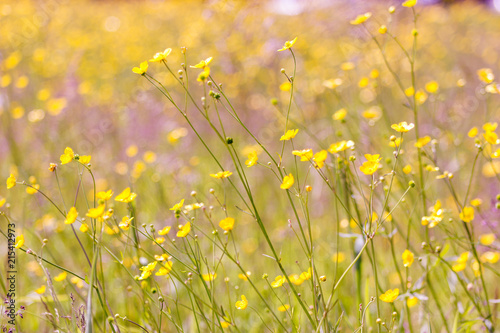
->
332;108;347;121
415;136;431;148
0;198;5;208
405;86;415;96
391;121;414;133
271;275;286;288
149;48;172;62
245;151;258;167
421;200;444;228
80;223;89;233
6;174;16;189
359;154;381;175
15;234;24;249
459;206;474;223
402;249;414;267
54;272;67;282
280;129;299;141
158;226;171;235
191;57;213;69
479;233;495;246
155;261;173;276
481;252;499;264
219;217;235;231
119;216;133;230
97;190;114;201
86;204;106;219
280;173;294;190
176;222;191;238
380;288;399;302
115;187;137;203
329;140;354;153
358;77;369;87
235;295;248;310
313;150;328;168
403;164;412;174
292;149;313;161
452;252;469;272
278;304;290;312
415;90;428;104
210;171;232;179
402;0;417;7
470;198;482;207
323;78;343;89
279;82;291;91
407;297;419;307
483;131;499;145
468;127;478;138
60;147;74;164
35;285;46;294
332;252;346;263
197;67;210;82
341;62;355;71
378;25;387;34
238;271;251;280
277;37;297;51
477;68;494;84
170;199;184;211
425;81;439;93
299;268;312;281
202;272;217;281
350;13;371;25
65;207;78;225
132;61;148;75
288;274;304;285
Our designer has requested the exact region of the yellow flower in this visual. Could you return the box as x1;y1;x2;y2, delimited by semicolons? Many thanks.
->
7;174;16;189
470;198;482;207
221;321;231;328
235;295;248;310
238;271;251;281
150;48;172;62
378;25;387;34
86;204;106;219
132;61;148;75
479;233;495;246
196;67;210;82
65;207;78;225
210;171;232;179
403;164;412;174
0;198;5;208
280;173;294;190
332;252;346;263
80;223;89;233
425;81;439;93
421;200;444;228
402;249;414;267
405;86;415;97
202;272;217;281
483;131;499;145
35;285;46;294
280;129;299;141
332;108;347;121
323;78;343;89
407;297;419;308
477;68;494;84
391;121;414;133
483;122;497;132
170;199;184;211
277;37;297;51
48;163;57;172
350;12;372;25
54;272;67;282
60;147;74;164
459;206;474;223
115;187;137;203
278;304;290;312
279;82;291;91
119;216;133;230
292;149;313;161
359;154;381;175
481;252;499;264
379;288;399;303
313;150;328;169
219;217;235;231
271;275;286;288
415;136;431;148
468;127;478;138
155;261;173;276
191;57;213;69
452;252;469;272
176;222;191;238
15;234;24;249
78;155;91;164
288;274;304;285
158;226;171;235
96;190;114;201
299;268;312;281
402;0;417;7
328;140;354;154
245;151;258;167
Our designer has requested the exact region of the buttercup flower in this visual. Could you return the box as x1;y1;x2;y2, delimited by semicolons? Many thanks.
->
459;206;474;223
380;288;399;302
402;0;417;7
115;187;137;203
150;48;172;62
191;57;213;69
6;174;16;189
219;217;235;231
350;12;371;25
132;61;148;75
65;207;78;225
391;121;414;133
60;147;74;164
280;129;299;141
177;222;191;238
280;173;294;190
277;37;297;51
15;234;24;249
402;249;414;267
235;295;248;310
210;171;233;179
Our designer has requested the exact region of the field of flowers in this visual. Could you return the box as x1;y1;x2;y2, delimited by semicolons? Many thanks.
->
1;0;500;332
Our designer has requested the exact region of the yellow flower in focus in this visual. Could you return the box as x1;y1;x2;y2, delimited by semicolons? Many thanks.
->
245;151;258;167
150;48;172;62
219;217;235;231
280;173;294;190
379;288;399;303
235;295;248;310
35;285;46;294
15;234;24;249
271;275;286;288
402;249;414;267
54;272;67;282
158;226;171;235
332;108;347;121
86;204;106;219
391;121;414;133
115;187;137;203
359;154;381;175
132;61;148;75
280;129;299;141
177;222;191;238
278;304;290;312
407;297;419;308
477;68;494;84
350;12;372;25
170;199;184;211
402;0;417;7
313;150;328;169
191;57;213;69
459;206;474;223
202;272;217;281
468;127;478;138
210;171;233;179
65;207;78;225
6;174;16;189
292;149;313;161
277;37;297;51
60;147;74;164
479;233;495;246
78;155;91;164
415;136;431;148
